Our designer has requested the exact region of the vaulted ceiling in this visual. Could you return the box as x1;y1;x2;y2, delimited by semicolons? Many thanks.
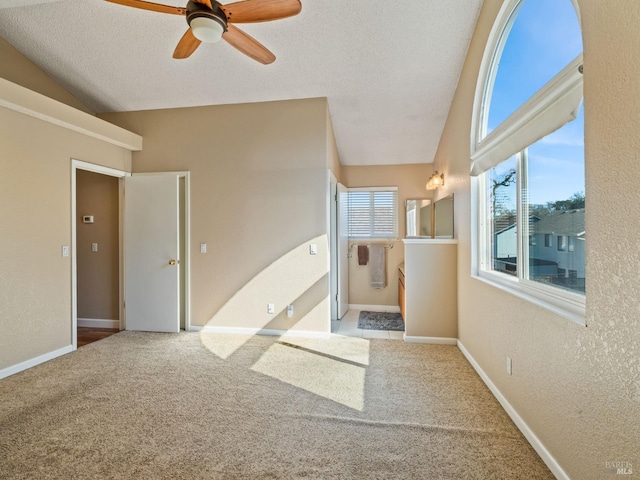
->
0;0;482;165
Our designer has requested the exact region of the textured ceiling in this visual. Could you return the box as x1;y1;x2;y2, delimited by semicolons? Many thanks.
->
0;0;482;165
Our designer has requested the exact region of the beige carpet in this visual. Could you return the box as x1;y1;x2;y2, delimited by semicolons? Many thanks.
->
0;331;553;479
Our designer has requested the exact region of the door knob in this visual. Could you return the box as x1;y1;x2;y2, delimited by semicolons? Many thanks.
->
169;259;178;266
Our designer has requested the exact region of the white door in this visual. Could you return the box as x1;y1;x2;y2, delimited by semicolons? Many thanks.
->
124;174;180;332
337;183;349;319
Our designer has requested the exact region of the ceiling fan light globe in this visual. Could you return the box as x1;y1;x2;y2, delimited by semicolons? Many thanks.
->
190;17;224;43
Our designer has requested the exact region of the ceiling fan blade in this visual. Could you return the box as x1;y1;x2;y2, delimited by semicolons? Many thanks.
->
223;24;275;64
191;0;213;7
221;0;301;23
104;0;186;15
173;29;202;59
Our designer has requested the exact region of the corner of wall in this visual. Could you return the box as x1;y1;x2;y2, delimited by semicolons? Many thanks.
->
0;36;95;115
326;101;342;182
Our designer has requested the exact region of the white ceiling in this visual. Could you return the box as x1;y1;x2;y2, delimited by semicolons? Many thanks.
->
0;0;482;165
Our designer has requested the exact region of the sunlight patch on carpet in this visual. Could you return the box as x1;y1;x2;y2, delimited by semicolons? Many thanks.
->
250;342;366;411
199;332;254;360
278;335;370;366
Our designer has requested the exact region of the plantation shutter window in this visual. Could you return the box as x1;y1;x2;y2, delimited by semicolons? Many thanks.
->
347;187;398;239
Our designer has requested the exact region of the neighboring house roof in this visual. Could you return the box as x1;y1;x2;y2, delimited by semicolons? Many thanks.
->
494;213;517;235
531;209;585;236
494;214;541;235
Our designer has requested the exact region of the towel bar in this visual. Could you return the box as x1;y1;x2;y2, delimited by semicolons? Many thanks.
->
349;243;394;250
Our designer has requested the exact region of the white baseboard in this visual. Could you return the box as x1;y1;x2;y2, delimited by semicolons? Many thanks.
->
403;335;458;345
77;318;119;329
0;345;74;380
349;304;401;313
190;325;331;339
457;341;568;480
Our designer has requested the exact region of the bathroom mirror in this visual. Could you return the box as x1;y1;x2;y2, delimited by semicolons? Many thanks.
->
405;199;432;238
405;194;454;238
434;194;454;238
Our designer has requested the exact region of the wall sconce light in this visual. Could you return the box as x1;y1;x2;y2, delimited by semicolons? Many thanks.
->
426;171;445;190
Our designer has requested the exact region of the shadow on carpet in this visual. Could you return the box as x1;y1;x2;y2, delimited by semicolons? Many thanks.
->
0;331;554;479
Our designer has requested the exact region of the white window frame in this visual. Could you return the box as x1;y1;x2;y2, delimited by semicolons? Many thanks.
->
470;0;586;325
346;186;399;241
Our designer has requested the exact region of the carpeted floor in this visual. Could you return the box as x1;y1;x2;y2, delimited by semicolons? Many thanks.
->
358;311;405;331
0;331;553;479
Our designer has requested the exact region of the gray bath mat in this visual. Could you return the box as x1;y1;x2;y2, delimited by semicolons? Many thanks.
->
358;311;404;331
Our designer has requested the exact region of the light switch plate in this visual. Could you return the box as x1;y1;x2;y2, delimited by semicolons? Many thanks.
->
200;243;207;254
309;244;317;255
62;246;69;257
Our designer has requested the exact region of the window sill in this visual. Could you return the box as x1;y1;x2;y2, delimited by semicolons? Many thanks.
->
472;271;586;326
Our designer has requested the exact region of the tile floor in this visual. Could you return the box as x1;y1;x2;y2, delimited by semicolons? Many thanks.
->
331;309;405;340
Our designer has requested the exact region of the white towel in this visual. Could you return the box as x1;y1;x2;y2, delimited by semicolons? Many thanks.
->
369;244;387;289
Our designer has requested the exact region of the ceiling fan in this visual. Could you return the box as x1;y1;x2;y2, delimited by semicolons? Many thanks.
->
105;0;302;64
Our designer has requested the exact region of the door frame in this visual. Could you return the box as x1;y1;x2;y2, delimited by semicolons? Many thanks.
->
71;159;129;350
328;171;338;322
71;161;192;349
336;182;349;319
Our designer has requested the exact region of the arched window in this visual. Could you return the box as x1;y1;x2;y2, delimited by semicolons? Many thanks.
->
471;0;585;323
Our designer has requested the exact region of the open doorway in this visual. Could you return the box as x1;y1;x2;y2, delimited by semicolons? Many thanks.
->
71;160;128;349
75;168;121;346
71;161;191;348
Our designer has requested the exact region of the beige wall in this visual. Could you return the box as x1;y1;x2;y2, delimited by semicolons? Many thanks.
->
433;1;640;478
403;241;457;339
76;170;120;321
102;98;332;332
0;37;94;115
341;164;433;307
326;104;342;182
0;105;131;371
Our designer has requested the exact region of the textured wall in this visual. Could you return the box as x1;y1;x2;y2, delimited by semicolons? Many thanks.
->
0;106;131;371
326;104;342;182
432;0;640;478
102;98;332;332
403;241;457;338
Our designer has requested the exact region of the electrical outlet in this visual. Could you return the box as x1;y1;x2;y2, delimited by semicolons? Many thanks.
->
506;357;512;375
267;304;275;314
287;304;294;317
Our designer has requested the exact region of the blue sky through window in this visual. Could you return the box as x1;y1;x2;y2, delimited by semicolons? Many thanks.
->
488;0;583;205
527;105;584;205
488;0;582;131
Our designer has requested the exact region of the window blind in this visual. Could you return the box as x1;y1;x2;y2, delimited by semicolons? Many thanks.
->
471;55;583;176
347;187;398;239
